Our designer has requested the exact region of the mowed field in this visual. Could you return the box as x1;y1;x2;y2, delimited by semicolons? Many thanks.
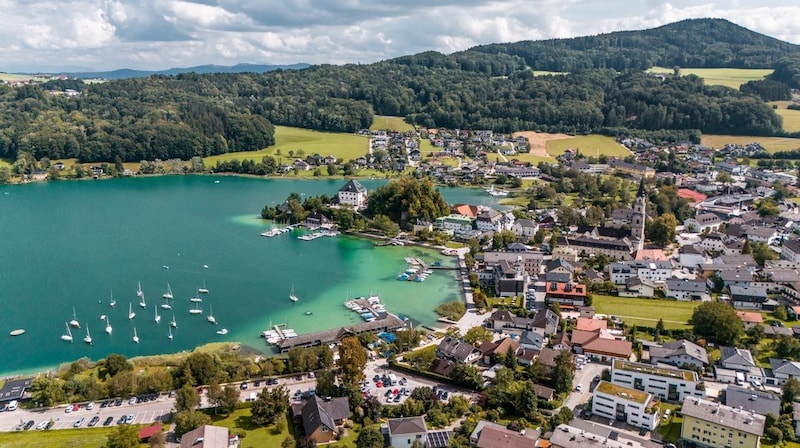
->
591;295;698;329
701;134;800;153
0;427;132;448
776;109;800;133
546;135;631;158
647;66;773;89
370;116;415;132
204;125;369;166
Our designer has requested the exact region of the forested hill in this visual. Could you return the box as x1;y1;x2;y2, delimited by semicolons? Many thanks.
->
466;18;800;71
0;19;795;164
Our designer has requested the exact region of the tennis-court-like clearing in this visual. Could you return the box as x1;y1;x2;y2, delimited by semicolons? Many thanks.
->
701;135;800;153
204;125;369;166
370;116;415;132
591;295;698;329
646;67;773;89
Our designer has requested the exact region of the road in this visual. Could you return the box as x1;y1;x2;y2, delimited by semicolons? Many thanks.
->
563;361;606;412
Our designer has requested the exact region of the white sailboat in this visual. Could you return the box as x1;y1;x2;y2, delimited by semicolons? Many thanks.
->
139;289;146;309
84;325;92;345
128;303;136;320
189;302;203;315
289;285;299;302
161;300;172;310
61;322;73;342
132;327;139;344
136;281;144;299
168;327;173;340
216;328;228;335
170;311;177;328
69;307;81;328
109;289;116;308
207;304;216;324
198;280;209;294
154;305;161;323
104;316;112;335
190;292;202;303
162;283;173;300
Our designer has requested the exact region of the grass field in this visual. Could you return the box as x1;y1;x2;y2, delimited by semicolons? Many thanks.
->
591;295;698;329
647;67;773;89
204;126;369;167
370;116;415;132
545;135;631;158
0;73;36;82
0;427;136;448
507;153;558;165
776;108;800;133
701;135;800;153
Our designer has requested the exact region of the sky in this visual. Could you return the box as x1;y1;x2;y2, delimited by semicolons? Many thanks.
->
1;0;799;72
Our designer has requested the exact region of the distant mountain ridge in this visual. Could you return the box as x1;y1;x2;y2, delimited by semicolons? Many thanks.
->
464;18;800;72
34;62;310;80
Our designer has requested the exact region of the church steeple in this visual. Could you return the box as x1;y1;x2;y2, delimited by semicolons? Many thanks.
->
631;176;647;252
637;176;647;198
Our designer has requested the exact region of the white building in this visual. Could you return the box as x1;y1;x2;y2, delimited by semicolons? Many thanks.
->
512;219;539;238
608;261;672;285
387;416;428;448
434;215;474;233
591;381;660;431
665;279;709;301
781;240;800;263
337;179;368;208
684;213;723;233
611;360;704;402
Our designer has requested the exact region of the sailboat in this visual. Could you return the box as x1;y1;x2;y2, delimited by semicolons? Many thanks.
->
139;290;146;309
216;328;228;335
189;302;203;315
109;289;116;308
162;283;173;300
161;299;172;310
61;322;73;342
104;316;112;335
132;327;139;344
136;281;144;299
84;325;92;344
128;303;136;320
154;306;161;323
69;307;81;328
289;285;299;302
207;304;216;324
190;292;202;303
170;311;177;328
198;280;209;294
168;327;173;340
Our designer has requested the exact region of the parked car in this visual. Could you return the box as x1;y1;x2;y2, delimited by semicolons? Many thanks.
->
23;420;34;430
86;401;95;410
88;416;100;427
45;421;55;430
125;415;135;424
117;416;127;425
103;416;114;426
576;384;583;392
254;380;261;387
114;398;123;406
36;421;48;430
73;418;86;428
128;397;137;405
240;382;248;390
168;391;176;398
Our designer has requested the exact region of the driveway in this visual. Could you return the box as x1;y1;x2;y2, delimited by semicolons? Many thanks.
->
563;361;607;411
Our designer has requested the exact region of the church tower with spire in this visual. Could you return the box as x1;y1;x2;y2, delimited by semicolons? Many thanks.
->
631;177;647;252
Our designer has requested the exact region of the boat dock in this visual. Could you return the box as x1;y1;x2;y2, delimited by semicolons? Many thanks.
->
271;313;406;352
344;295;386;322
298;229;341;241
260;224;297;238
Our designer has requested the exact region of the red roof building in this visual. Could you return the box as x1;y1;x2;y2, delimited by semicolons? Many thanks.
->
677;188;708;204
138;424;162;441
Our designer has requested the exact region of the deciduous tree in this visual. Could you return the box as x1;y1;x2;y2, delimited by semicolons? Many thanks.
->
338;337;367;388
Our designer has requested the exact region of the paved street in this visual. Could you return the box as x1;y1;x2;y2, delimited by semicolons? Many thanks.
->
563;361;606;412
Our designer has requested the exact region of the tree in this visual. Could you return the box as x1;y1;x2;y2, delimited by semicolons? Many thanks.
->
741;240;752;254
765;426;783;444
148;430;166;448
463;326;493;345
690;301;743;346
356;425;384;448
251;385;289;426
774;306;788;322
338;336;367;388
551;350;575;394
315;369;336;398
175;409;212;437
212;385;240;415
30;375;65;407
645;213;678;247
103;353;132;378
365;177;450;229
750;241;777;266
282;436;296;448
175;382;200;412
105;424;140;448
783;377;800;404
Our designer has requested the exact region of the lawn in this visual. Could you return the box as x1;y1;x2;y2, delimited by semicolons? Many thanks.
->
701;135;800;153
0;427;140;448
657;413;683;444
647;67;773;89
775;108;800;133
591;295;698;329
204;126;369;167
0;158;11;169
0;73;36;82
370;116;415;132
508;153;558;165
545;135;631;158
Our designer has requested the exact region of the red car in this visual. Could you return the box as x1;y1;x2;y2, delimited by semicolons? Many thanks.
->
393;389;400;396
376;381;383;388
72;404;80;412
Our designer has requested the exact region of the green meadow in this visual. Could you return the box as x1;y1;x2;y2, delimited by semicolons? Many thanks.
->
370;116;415;132
647;66;773;89
701;134;800;153
545;135;631;158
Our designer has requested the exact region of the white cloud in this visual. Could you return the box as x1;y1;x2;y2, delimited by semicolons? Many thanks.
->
0;0;796;71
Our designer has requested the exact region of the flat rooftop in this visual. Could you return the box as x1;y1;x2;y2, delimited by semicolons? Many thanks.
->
0;377;33;403
595;381;650;404
613;360;697;382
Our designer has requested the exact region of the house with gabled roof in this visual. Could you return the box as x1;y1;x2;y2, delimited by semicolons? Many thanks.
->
435;336;480;364
296;396;350;445
387;416;428;448
768;358;800;386
478;338;520;365
337;179;368;209
649;339;708;369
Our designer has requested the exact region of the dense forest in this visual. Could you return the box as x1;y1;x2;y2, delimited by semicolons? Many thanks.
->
0;18;795;164
468;18;800;71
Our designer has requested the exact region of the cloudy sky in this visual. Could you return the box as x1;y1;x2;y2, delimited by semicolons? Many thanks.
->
1;0;799;72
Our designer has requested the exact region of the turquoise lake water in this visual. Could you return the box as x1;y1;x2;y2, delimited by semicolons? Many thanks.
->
0;176;501;376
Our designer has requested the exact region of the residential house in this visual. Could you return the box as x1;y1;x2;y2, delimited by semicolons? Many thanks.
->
736;311;764;329
716;268;754;289
768;358;800;386
729;285;767;309
305;212;331;228
476;210;505;233
494;258;530;298
536;347;560;373
575;318;607;332
482;251;545;278
546;258;575;278
531;309;560;335
435;337;480;364
551;333;572;352
475;425;539;448
512;219;539;238
665;279;709;301
518;329;546;352
608;261;672;285
723;385;781;417
545;281;588;307
179;425;230;448
649;339;709;369
478;338;520;365
298;396;350;445
387;416;428;448
782;239;800;263
557;234;634;260
570;330;633;362
591;381;659;430
743;225;778;245
488;310;533;333
610;360;704;402
716;346;766;385
294;159;311;171
680;397;765;448
618;277;656;298
435;215;474;234
720;347;757;371
337;179;368;208
684;213;723;233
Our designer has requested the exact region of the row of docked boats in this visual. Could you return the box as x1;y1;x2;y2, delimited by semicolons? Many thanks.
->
261;326;297;345
260;225;295;237
297;229;341;241
61;280;228;345
344;295;385;322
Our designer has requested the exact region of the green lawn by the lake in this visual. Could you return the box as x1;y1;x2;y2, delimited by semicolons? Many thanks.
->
591;295;698;329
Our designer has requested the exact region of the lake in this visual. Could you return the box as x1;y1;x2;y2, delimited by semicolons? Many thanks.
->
0;176;499;376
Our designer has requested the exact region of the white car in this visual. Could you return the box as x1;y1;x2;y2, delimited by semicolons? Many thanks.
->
35;421;48;430
576;384;583;392
86;402;95;410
